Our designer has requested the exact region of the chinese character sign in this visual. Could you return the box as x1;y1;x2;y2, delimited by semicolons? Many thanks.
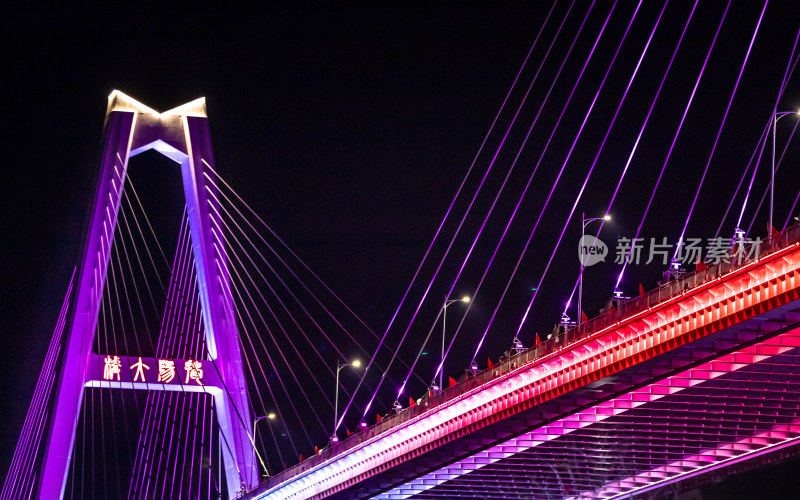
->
103;355;122;381
158;359;176;383
579;236;763;268
91;354;218;390
131;357;150;382
184;360;204;386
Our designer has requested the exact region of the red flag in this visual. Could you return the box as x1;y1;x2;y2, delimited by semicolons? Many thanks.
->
409;397;416;406
428;389;433;398
314;446;320;455
730;240;740;256
487;357;494;369
581;310;588;322
638;283;645;297
696;257;708;272
535;335;541;347
299;454;305;462
449;376;457;387
346;428;351;436
771;225;781;238
376;413;382;423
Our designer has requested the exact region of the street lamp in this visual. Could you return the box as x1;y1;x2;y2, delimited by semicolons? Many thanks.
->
579;212;610;325
252;412;276;478
770;110;800;231
440;295;470;390
332;359;360;443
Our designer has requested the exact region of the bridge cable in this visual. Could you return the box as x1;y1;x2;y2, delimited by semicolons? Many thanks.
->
204;165;427;406
388;0;582;403
203;163;423;381
614;0;731;292
714;120;772;242
559;0;695;320
729;23;800;237
111;185;173;497
113;182;198;497
202;166;403;459
212;181;422;390
213;211;382;462
516;0;645;335
223;237;328;444
208;182;394;418
0;271;74;500
670;0;769;262
126;206;194;497
209;189;379;397
743;115;800;234
785;188;800;230
334;0;562;429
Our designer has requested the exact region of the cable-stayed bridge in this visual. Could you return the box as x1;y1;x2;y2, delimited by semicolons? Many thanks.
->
3;2;800;499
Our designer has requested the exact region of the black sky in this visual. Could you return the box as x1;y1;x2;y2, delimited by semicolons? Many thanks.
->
2;1;799;490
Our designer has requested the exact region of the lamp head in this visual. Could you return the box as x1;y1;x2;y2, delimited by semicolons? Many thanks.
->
267;413;276;420
461;296;470;303
352;359;361;368
603;214;611;221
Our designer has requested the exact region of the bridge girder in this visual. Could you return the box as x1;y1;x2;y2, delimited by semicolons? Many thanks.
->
250;241;800;499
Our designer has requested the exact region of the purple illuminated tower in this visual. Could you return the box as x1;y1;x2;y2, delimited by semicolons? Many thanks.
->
37;92;258;498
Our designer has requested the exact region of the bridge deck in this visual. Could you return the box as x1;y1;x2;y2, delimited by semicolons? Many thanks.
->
248;226;800;499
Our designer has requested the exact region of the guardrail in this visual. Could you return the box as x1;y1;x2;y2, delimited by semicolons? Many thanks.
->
257;223;800;494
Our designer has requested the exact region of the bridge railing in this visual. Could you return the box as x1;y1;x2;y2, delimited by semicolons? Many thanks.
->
570;224;800;344
258;224;800;493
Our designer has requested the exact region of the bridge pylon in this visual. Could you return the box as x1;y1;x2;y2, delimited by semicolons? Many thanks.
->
37;91;258;498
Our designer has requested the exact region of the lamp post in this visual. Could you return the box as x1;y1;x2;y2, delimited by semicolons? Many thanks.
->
440;295;470;390
332;359;360;443
252;412;276;478
579;212;610;325
770;110;800;231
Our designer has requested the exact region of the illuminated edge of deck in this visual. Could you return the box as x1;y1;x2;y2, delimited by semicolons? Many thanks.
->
254;244;800;499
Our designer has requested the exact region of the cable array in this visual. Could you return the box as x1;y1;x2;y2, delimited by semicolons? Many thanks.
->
4;3;799;496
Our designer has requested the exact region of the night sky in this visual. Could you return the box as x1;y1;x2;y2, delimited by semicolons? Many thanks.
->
2;1;799;493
